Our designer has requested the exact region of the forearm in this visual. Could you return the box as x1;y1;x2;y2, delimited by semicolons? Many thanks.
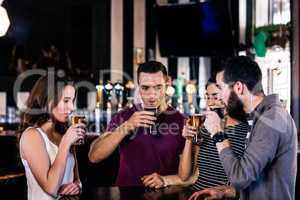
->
178;140;193;181
164;145;198;187
72;146;80;183
163;171;198;187
215;140;250;189
88;122;129;163
217;134;277;189
44;142;70;196
162;175;186;187
217;145;254;189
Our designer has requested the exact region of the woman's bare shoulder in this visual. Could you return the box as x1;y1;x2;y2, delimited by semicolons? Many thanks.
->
20;127;45;151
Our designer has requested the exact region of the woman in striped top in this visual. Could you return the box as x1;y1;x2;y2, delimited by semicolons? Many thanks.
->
179;78;248;191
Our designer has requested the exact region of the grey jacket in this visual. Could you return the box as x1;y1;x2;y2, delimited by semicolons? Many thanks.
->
219;94;298;200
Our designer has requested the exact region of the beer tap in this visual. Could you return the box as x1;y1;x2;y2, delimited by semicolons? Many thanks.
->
95;80;104;133
166;85;175;106
104;81;113;126
125;80;135;108
175;78;184;113
166;76;175;106
185;82;197;115
96;80;104;109
106;101;112;127
114;82;124;111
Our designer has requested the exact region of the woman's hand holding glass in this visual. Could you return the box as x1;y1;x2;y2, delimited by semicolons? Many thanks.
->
61;123;86;147
182;122;198;142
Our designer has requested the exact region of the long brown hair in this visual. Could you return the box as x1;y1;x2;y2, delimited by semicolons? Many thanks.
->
19;75;75;133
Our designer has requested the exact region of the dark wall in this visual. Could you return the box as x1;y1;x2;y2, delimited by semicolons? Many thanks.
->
92;0;111;77
146;0;240;80
1;0;96;73
123;0;134;82
0;0;111;106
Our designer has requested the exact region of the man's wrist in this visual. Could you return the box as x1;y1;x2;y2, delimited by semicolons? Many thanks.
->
211;131;228;144
185;138;193;145
118;121;131;136
223;186;237;199
161;176;168;187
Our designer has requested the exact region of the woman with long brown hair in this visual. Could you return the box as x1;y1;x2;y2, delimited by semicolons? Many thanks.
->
19;75;85;200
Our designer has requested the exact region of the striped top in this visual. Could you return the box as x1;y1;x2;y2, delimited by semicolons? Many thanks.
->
192;123;249;191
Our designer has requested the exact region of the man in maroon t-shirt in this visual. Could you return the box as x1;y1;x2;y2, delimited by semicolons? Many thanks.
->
89;61;186;188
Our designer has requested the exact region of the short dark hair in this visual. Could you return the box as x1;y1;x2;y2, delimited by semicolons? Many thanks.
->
223;56;264;95
137;61;168;83
205;77;216;90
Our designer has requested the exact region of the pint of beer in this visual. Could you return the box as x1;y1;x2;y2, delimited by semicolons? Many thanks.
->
144;107;159;136
71;115;86;145
189;114;205;145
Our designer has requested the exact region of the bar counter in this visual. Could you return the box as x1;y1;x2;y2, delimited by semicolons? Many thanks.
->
60;186;197;200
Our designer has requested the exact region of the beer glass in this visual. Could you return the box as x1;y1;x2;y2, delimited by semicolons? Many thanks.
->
144;107;159;136
189;114;206;145
70;115;86;145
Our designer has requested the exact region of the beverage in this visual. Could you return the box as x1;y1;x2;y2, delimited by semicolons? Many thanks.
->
144;107;158;115
71;115;86;145
144;107;159;136
71;115;86;125
189;114;205;145
189;114;205;128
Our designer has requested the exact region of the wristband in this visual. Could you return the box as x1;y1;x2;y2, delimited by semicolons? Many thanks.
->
212;131;228;144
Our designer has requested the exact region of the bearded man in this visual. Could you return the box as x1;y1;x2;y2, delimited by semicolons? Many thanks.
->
190;56;297;200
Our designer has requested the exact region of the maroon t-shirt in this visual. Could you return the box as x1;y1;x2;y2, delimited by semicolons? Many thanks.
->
106;104;185;186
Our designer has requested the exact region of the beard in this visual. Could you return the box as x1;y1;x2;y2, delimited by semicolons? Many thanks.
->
226;91;248;123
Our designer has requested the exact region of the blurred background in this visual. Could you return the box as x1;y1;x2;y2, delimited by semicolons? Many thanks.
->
0;0;299;199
